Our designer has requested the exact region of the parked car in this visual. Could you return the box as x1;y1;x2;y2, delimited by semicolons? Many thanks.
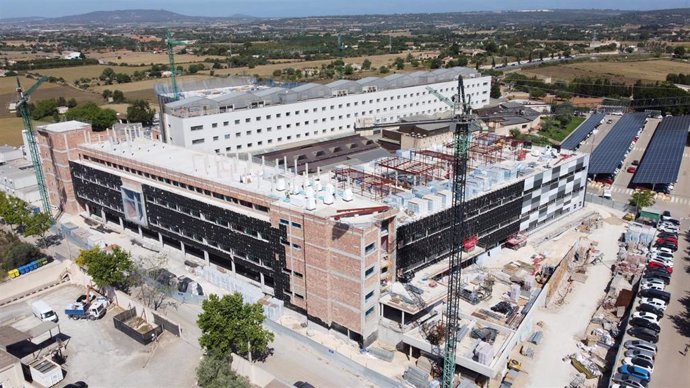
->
656;231;678;239
76;294;96;304
622;357;654;374
637;303;664;319
640;289;671;303
630;318;661;333
632;160;640;166
647;261;673;273
627;166;637;173
640;283;665;292
617;364;650;381
629;327;660;344
293;382;316;388
632;312;660;324
639;298;667;311
641;278;666;288
656;236;678;245
611;373;648;388
624;339;657;353
625;349;655;362
644;270;671;284
655;243;677;252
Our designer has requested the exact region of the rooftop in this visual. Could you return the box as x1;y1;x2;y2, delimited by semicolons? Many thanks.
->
163;67;483;118
0;349;19;369
37;120;90;133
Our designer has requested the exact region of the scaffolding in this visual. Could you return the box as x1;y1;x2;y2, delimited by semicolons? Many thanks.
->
376;156;447;188
333;167;402;200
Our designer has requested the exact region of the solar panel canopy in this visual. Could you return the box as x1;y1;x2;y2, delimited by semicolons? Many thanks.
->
631;116;690;185
588;112;647;175
561;113;605;150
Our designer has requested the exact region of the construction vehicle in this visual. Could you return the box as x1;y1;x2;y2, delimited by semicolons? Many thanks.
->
32;300;58;322
16;77;52;216
64;300;107;320
355;76;479;387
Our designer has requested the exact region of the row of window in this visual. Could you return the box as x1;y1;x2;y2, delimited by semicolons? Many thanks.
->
81;155;270;215
187;95;488;133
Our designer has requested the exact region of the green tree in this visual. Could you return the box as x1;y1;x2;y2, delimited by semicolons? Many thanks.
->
490;82;501;99
100;67;115;81
31;99;58;121
102;89;113;99
67;98;78;108
630;190;656;214
196;354;249;388
361;58;372;70
115;73;131;83
127;100;155;126
673;46;686;58
112;90;126;103
529;88;546;99
272;69;282;77
491;56;496;68
24;212;52;239
393;57;404;70
197;293;274;359
343;64;354;75
76;247;133;289
0;196;30;231
379;65;390;74
3;242;42;270
66;102;117;131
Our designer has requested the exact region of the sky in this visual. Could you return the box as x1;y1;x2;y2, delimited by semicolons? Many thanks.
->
1;0;689;18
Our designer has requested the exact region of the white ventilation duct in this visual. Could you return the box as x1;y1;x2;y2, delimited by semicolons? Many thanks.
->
276;177;287;191
343;188;354;202
306;194;316;211
323;191;334;205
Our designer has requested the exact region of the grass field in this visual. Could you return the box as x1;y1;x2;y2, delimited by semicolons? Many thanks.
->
0;117;51;146
0;79;103;118
540;116;586;142
87;50;225;65
522;59;690;84
35;65;150;83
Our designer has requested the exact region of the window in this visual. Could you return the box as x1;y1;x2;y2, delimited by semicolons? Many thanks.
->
223;121;229;126
292;243;301;250
277;125;282;130
246;130;252;135
237;145;242;150
213;136;219;141
267;127;272;132
192;138;205;144
256;116;261;121
257;141;263;146
235;119;240;124
247;143;252;148
245;118;251;123
190;125;203;131
294;110;299;115
365;306;375;317
287;124;291;128
225;134;231;139
365;242;376;254
235;132;241;137
286;112;291;116
277;137;283;142
365;266;375;277
257;129;262;133
365;290;374;301
276;113;281;118
268;139;273;144
266;114;271;119
226;146;232;151
212;123;218;128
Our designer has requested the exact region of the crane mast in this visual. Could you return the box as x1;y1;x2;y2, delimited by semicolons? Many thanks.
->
166;31;186;101
16;77;51;216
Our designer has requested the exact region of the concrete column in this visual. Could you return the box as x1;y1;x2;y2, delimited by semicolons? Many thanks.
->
101;209;106;222
138;226;143;238
203;250;210;265
158;232;163;247
260;272;265;287
231;259;236;274
118;217;124;229
180;241;186;256
402;311;406;326
84;203;90;216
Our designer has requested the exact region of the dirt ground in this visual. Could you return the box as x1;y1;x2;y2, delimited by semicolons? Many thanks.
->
522;59;690;84
34;65;150;83
0;284;200;388
87;50;225;66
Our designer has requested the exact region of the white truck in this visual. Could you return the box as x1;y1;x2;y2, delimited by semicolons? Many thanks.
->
64;299;108;320
31;300;58;322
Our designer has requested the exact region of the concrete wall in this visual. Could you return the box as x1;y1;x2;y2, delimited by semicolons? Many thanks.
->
0;360;24;388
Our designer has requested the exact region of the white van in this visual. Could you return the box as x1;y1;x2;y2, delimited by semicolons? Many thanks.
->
31;300;58;322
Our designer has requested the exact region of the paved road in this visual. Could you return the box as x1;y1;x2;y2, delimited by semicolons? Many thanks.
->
650;219;690;388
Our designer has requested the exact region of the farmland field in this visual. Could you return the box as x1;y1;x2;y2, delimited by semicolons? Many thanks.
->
0;77;102;118
0;117;50;146
87;50;225;65
522;59;690;84
35;65;150;83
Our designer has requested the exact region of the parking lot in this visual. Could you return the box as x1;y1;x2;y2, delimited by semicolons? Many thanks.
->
0;284;200;388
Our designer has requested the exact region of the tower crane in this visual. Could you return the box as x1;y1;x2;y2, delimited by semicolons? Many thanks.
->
356;77;480;387
16;77;51;216
165;31;187;101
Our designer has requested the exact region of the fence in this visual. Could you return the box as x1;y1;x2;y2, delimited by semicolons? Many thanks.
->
152;312;181;337
264;320;402;388
585;192;630;212
113;307;163;345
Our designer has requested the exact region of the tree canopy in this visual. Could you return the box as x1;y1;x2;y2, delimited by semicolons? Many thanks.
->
197;293;274;359
65;102;117;131
630;190;656;213
196;354;249;388
127;100;156;126
24;211;52;238
76;247;133;289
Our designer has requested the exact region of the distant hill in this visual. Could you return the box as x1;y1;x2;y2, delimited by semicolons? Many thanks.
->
0;9;258;25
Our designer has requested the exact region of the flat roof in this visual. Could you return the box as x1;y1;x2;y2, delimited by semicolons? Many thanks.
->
37;120;90;133
588;112;648;175
632;115;690;185
561;113;606;150
0;326;30;347
0;349;19;369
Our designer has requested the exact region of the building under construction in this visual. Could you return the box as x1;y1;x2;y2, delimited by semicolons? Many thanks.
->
36;120;588;359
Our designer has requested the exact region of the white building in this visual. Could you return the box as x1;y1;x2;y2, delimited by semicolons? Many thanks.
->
159;67;492;154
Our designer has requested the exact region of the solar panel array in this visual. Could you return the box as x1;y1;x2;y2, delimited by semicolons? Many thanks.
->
631;116;690;185
561;113;605;150
588;112;648;175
